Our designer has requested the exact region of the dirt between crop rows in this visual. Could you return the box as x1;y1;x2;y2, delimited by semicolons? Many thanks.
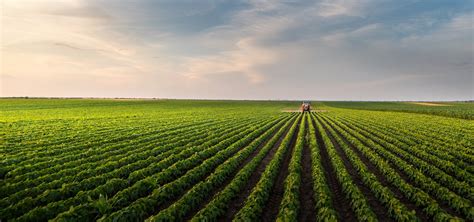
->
318;115;394;222
323;116;430;220
184;117;291;220
298;119;316;222
218;117;297;221
153;121;281;218
261;120;300;222
328;115;464;219
311;115;357;222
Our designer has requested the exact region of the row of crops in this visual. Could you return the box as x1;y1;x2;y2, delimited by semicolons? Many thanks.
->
321;101;474;120
1;99;472;221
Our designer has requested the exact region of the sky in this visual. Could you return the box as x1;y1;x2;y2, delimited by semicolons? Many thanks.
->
1;0;473;100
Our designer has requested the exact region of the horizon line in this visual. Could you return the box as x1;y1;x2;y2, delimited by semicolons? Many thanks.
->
1;96;473;103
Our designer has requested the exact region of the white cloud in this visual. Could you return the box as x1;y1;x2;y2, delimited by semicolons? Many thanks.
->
1;0;472;100
182;37;278;84
1;0;162;96
317;0;371;17
171;1;297;84
322;23;381;45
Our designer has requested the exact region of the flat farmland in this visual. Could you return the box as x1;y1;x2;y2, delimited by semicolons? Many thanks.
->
1;99;473;221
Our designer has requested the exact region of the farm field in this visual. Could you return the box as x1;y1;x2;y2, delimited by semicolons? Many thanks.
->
322;101;474;120
1;99;473;222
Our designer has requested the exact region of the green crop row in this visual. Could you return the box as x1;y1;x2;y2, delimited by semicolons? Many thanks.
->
312;114;378;222
316;114;419;221
145;115;295;221
190;115;298;221
335;115;474;196
8;118;273;222
338;115;474;175
320;113;472;221
2;99;472;221
232;114;301;221
95;117;281;222
0;117;258;220
1;119;233;201
306;114;338;221
276;113;306;221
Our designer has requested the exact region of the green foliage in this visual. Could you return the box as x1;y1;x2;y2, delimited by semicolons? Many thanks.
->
233;115;301;221
276;115;306;221
1;99;472;221
94;194;111;215
317;109;472;221
322;101;474;119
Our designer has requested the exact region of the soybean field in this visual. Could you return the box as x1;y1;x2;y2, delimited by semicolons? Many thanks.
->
1;99;473;222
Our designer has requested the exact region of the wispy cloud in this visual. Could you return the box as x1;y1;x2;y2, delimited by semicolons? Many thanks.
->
317;0;371;17
182;37;278;84
1;0;472;100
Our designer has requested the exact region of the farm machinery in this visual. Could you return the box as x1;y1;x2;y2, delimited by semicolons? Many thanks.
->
301;102;311;112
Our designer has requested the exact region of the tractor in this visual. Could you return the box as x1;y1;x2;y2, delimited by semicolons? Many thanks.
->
301;102;311;112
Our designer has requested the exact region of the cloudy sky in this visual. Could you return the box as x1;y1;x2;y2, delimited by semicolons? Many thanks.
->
1;0;473;100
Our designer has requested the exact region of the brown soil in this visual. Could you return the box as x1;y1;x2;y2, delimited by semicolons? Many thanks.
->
261;120;300;222
218;117;297;221
184;117;292;220
333;117;464;218
316;115;394;222
298;119;316;222
150;122;277;219
322;116;430;221
341;117;469;178
311;116;357;222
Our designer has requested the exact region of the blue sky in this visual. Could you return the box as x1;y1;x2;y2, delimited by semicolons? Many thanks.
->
1;0;473;100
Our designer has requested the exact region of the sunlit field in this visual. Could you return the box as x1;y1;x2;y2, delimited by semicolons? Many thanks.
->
1;99;472;221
